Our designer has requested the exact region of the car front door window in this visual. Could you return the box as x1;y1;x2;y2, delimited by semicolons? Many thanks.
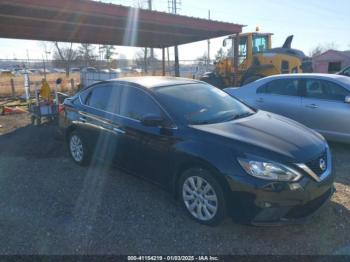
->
119;86;162;121
258;79;299;96
255;78;301;120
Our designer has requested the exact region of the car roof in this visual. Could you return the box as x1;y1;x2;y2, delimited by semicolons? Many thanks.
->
249;73;350;86
262;73;347;80
107;76;202;89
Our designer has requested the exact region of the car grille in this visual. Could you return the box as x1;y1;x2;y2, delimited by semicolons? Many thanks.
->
305;150;327;177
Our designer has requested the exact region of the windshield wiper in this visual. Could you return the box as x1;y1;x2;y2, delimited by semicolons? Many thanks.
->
223;112;254;122
232;112;254;120
191;112;254;125
191;120;211;125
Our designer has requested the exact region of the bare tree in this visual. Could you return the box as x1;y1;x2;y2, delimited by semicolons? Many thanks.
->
37;41;53;78
309;42;339;57
196;53;209;64
309;45;324;57
99;45;117;69
134;48;150;73
215;48;226;61
38;41;52;58
53;42;77;76
117;54;129;68
77;43;97;67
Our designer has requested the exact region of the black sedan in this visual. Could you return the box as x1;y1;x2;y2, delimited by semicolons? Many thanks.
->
61;77;335;225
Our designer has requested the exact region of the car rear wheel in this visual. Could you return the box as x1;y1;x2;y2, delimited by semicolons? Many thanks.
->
179;168;226;226
68;131;90;166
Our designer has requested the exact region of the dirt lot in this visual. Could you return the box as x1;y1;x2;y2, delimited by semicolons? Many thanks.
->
0;114;349;255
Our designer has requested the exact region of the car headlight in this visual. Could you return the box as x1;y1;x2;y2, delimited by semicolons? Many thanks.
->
238;158;302;182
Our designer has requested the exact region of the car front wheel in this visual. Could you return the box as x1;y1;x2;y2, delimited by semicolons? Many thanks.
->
179;168;226;226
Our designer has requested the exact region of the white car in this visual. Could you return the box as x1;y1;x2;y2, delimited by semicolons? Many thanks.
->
224;74;350;143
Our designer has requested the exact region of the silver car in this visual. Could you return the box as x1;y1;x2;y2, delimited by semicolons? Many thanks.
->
224;74;350;143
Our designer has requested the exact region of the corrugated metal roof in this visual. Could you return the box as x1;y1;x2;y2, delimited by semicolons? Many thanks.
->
0;0;243;48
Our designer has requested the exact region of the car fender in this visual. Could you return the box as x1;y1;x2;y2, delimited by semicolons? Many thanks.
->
169;139;236;199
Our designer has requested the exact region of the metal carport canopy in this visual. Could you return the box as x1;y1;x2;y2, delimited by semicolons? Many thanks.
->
0;0;243;48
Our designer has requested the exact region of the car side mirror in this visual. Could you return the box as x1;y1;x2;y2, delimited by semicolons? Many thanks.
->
141;114;164;127
345;96;350;104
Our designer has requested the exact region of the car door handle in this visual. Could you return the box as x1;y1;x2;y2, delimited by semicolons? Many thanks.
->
306;104;318;109
113;127;126;134
256;98;264;103
79;116;87;123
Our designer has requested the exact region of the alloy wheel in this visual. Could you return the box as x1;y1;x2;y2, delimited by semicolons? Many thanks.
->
70;134;84;163
182;176;218;221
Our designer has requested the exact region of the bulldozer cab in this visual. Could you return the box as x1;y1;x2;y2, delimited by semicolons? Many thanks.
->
202;31;312;88
231;32;273;70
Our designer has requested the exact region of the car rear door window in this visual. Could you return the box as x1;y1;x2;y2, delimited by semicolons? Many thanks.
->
305;79;350;102
257;79;299;96
85;84;121;114
119;86;162;121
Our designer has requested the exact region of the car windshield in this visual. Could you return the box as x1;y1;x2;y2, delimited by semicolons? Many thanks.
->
154;83;255;125
337;76;350;87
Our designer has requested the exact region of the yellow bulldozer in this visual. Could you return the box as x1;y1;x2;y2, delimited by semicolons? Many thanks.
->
200;31;313;88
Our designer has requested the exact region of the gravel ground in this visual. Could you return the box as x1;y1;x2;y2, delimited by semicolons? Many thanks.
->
0;114;349;255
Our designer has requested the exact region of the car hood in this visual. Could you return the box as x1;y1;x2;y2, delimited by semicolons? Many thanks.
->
190;111;326;163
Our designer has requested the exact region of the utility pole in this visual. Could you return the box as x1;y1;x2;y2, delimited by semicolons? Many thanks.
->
168;0;181;76
167;0;181;76
167;47;170;70
42;55;47;80
207;10;211;70
26;49;30;69
148;0;155;75
174;0;179;77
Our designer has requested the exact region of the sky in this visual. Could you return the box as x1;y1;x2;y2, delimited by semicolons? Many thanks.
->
0;0;349;61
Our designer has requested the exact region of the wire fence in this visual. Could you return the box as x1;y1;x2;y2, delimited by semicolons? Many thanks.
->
0;59;215;97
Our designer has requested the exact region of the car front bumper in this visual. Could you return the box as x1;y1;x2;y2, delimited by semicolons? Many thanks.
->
251;186;335;226
226;159;335;225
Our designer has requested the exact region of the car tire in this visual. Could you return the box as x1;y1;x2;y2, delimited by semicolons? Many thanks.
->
68;131;90;166
178;167;227;226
